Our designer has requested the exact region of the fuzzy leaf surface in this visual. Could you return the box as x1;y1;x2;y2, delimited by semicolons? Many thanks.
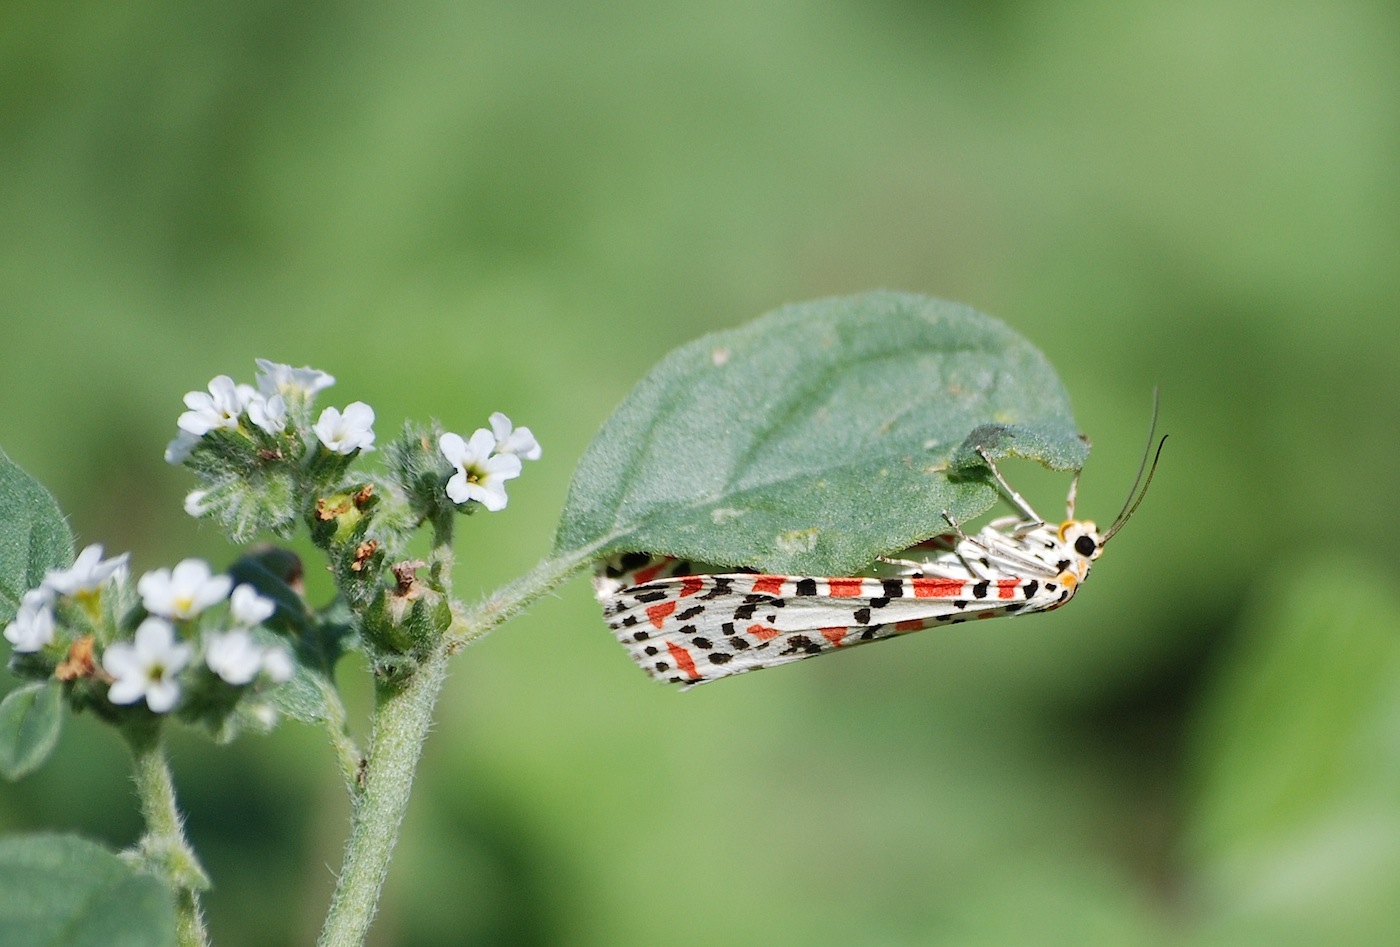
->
0;682;62;780
0;448;74;624
0;833;175;947
556;291;1088;575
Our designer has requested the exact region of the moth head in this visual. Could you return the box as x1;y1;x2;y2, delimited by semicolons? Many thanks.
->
1058;520;1103;561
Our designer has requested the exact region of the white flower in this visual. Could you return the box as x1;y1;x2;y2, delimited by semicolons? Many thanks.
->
137;559;233;620
204;628;292;686
261;647;294;683
314;402;376;455
488;412;542;461
4;589;56;653
440;429;522;512
246;393;287;434
103;618;192;713
165;430;201;465
44;544;130;597
177;375;254;437
255;359;335;399
229;584;275;627
203;629;264;686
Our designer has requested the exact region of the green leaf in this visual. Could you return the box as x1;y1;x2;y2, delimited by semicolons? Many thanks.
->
555;291;1088;575
1184;559;1400;946
0;448;74;624
0;833;175;947
0;682;63;780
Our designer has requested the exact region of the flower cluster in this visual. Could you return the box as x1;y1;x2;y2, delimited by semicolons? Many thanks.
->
4;547;291;717
166;360;369;466
164;360;380;542
440;412;541;512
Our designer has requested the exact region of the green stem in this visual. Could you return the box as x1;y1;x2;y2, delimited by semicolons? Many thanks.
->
316;548;593;947
448;547;595;648
127;734;210;947
319;678;365;800
316;642;448;947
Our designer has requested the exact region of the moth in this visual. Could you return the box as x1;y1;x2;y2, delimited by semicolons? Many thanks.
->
594;428;1165;688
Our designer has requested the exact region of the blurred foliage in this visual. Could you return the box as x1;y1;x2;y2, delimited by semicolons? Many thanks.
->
1;0;1397;944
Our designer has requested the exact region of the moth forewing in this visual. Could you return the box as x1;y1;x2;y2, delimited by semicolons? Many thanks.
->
595;439;1158;687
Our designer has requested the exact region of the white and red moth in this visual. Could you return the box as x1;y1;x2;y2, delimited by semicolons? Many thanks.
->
594;437;1165;687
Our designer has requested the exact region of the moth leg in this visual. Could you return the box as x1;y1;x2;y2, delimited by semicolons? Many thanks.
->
940;510;995;579
975;447;1044;526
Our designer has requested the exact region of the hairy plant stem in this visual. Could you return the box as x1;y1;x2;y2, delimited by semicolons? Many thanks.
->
316;547;591;947
316;641;449;947
127;733;210;947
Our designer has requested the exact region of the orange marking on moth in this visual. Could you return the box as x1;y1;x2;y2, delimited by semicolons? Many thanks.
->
666;641;700;679
678;575;705;598
820;627;847;647
747;624;781;641
826;578;865;598
911;577;966;598
996;579;1020;600
645;601;677;628
751;574;786;595
895;619;928;631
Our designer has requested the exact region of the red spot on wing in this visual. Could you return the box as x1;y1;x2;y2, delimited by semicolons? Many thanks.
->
996;579;1020;600
826;578;865;597
666;641;700;680
820;627;847;647
646;601;677;628
748;624;780;641
678;576;705;597
895;619;928;631
634;561;668;584
751;575;785;595
911;577;966;598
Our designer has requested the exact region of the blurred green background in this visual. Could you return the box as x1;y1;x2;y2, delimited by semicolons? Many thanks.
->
3;1;1399;944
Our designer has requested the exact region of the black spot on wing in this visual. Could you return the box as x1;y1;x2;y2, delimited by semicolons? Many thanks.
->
698;577;734;600
620;551;651;571
780;635;823;656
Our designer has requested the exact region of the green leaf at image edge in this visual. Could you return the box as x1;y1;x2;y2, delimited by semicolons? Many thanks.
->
0;833;176;947
555;291;1089;576
0;682;62;780
0;447;74;624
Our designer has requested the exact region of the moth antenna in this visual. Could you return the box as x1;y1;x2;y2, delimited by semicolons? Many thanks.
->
1103;391;1166;543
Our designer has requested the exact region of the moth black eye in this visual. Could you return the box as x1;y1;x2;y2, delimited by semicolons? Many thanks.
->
1074;534;1097;557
